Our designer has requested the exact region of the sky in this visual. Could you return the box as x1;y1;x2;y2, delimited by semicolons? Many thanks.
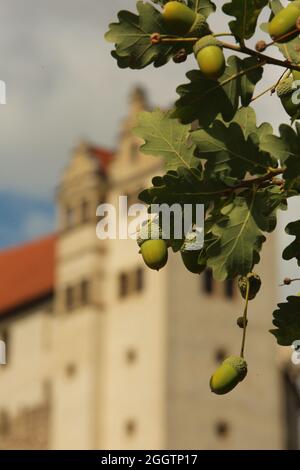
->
0;0;298;294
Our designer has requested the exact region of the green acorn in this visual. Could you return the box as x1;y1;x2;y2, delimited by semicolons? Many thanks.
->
292;67;300;82
268;1;300;42
180;231;205;274
140;239;168;271
238;272;261;300
277;77;300;117
163;2;209;37
162;1;196;35
194;35;225;80
210;356;248;395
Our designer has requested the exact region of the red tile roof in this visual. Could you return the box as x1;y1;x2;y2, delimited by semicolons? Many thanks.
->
0;234;56;316
88;146;114;173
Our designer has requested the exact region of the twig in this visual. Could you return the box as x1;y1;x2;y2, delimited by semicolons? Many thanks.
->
250;68;289;103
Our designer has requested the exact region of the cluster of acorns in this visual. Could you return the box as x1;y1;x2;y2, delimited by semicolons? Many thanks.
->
137;218;262;395
160;1;300;115
162;1;226;80
268;1;300;118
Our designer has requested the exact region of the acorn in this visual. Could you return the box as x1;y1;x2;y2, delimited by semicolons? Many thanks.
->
162;2;209;37
140;239;168;271
180;230;205;274
277;77;300;117
268;1;300;42
238;272;261;300
162;1;197;35
194;35;225;80
210;356;248;395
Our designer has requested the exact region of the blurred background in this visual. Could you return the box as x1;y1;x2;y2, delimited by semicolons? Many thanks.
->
0;0;300;450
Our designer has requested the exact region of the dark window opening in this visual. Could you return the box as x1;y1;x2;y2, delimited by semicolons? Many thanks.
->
225;279;235;299
126;349;137;364
80;279;90;305
119;273;129;299
66;286;75;311
125;420;137;436
214;348;227;364
135;268;144;293
215;420;230;438
81;200;89;224
203;268;213;295
0;410;10;436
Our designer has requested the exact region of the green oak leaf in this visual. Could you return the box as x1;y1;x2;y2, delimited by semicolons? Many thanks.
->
283;220;300;265
191;116;273;179
270;296;300;346
139;166;230;205
133;109;199;170
223;0;268;41
260;123;299;164
206;187;283;280
207;192;266;280
105;1;186;69
173;56;263;126
151;0;216;17
260;123;300;194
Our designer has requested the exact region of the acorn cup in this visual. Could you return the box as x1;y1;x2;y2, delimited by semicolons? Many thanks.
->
268;1;300;42
194;35;225;80
210;356;248;395
238;272;261;300
277;77;300;118
162;1;209;37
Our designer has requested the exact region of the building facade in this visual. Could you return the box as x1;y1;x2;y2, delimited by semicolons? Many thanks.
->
0;89;298;450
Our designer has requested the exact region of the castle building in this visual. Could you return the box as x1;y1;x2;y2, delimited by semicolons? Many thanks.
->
0;89;298;450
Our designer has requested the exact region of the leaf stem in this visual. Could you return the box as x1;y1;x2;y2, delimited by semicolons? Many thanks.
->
240;279;250;359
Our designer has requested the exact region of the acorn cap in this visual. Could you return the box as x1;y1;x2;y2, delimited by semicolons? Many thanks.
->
277;77;294;97
181;229;203;252
137;217;162;247
193;35;222;56
223;356;248;381
189;13;211;37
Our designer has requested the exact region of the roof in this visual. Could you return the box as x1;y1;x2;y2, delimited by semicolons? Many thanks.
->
88;145;114;173
0;234;56;317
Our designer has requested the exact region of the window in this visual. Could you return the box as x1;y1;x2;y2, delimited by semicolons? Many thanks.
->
126;348;137;364
81;199;89;224
214;348;227;364
0;329;9;364
65;206;75;229
225;279;235;299
203;268;213;295
119;273;129;299
125;419;137;436
135;267;144;293
215;420;230;438
65;363;77;378
0;410;10;436
80;279;90;305
65;286;75;311
283;369;300;449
